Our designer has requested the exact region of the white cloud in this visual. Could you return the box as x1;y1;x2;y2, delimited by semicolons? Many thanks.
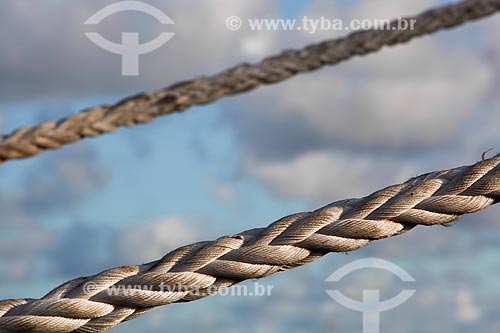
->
114;216;206;263
248;150;416;203
240;34;274;58
455;288;481;323
275;38;492;150
208;180;236;204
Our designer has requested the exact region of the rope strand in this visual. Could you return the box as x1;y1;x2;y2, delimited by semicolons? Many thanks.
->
1;155;500;332
0;0;499;164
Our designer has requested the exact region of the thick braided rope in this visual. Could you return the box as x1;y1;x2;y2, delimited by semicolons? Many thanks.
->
1;156;500;332
1;0;499;164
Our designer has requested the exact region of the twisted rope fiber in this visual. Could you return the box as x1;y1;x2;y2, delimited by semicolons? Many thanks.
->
2;156;500;332
1;0;500;164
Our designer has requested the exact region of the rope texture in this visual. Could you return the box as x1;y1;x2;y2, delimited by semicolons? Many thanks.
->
1;0;499;164
1;155;500;332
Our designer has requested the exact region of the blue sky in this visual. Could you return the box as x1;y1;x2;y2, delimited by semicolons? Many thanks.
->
1;1;500;332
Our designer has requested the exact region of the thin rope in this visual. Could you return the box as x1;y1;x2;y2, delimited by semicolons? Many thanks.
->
1;156;500;332
1;0;499;164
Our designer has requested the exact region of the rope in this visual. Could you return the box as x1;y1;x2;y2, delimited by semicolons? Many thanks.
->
1;155;500;332
1;0;499;164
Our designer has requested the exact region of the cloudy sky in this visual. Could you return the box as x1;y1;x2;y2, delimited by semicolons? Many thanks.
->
1;0;500;332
